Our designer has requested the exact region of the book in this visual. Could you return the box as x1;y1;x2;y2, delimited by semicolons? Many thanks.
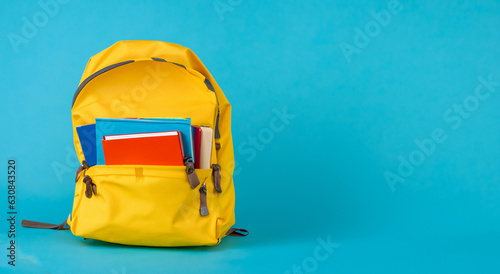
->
95;118;193;165
76;124;97;167
199;127;213;169
192;126;202;169
102;131;184;166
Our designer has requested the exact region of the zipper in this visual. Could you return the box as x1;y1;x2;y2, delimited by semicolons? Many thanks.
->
75;160;97;199
203;77;221;140
76;158;204;191
83;175;97;199
72;59;221;140
75;160;89;182
73;58;222;177
212;164;222;193
199;183;209;216
184;158;200;189
72;60;134;107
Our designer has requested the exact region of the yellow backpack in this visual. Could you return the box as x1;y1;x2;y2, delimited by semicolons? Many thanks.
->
22;40;248;246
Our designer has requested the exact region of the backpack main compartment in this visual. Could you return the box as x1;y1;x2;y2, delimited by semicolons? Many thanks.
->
68;41;236;246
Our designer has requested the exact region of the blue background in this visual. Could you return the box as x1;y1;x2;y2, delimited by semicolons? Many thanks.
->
1;0;499;273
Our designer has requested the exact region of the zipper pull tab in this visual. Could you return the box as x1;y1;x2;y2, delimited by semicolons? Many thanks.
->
75;166;83;182
184;158;200;189
83;175;97;199
75;160;89;182
212;164;222;193
199;183;209;216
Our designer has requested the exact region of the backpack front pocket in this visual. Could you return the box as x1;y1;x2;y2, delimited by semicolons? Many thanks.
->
69;165;219;246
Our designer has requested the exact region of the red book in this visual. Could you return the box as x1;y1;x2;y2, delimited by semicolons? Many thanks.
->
102;131;184;165
192;126;202;169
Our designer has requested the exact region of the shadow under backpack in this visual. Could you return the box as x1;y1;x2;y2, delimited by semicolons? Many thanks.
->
22;40;248;246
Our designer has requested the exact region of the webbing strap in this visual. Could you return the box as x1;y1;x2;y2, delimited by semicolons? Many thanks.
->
225;228;249;237
21;219;70;230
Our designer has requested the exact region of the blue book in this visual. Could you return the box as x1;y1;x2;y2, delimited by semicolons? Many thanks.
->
95;118;193;165
76;124;97;167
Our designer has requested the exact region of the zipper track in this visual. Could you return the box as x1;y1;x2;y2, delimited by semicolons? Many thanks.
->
71;58;221;138
72;60;134;107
